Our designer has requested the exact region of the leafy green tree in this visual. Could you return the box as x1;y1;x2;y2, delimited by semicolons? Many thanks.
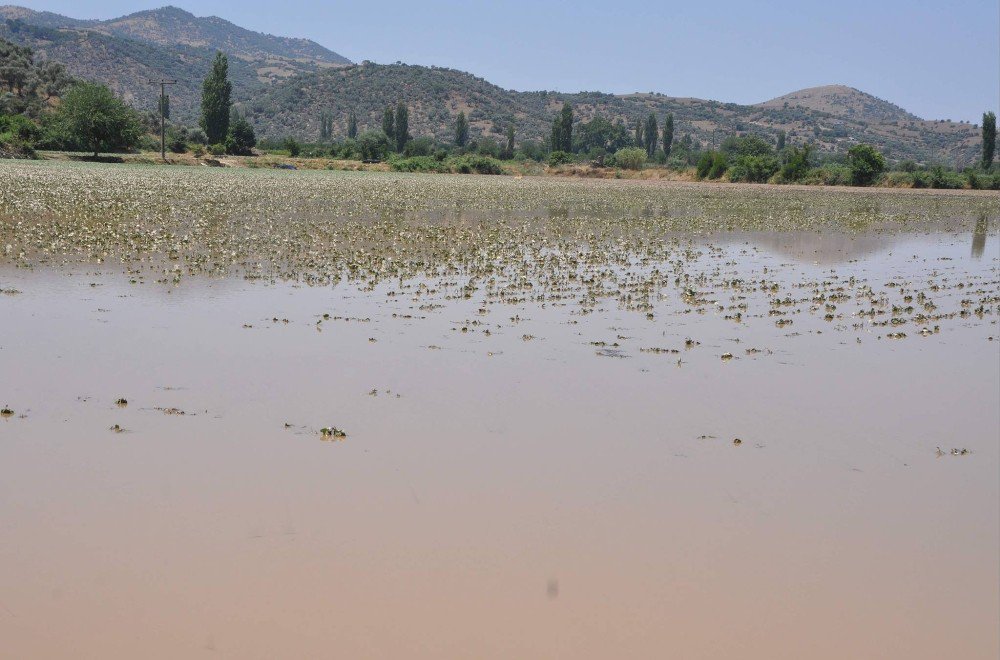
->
394;101;410;152
225;113;256;155
454;111;469;147
503;125;515;159
358;130;390;161
551;102;573;152
200;52;232;144
381;106;395;143
662;114;674;158
55;82;141;157
776;130;786;151
982;111;996;170
847;144;886;186
643;113;658;157
634;118;643;149
347;110;357;139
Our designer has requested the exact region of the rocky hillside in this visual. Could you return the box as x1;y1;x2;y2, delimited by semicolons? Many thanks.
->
0;5;351;64
0;5;981;165
248;63;980;165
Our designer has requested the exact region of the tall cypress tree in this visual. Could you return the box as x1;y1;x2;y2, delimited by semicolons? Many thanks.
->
319;111;332;140
382;106;395;142
982;111;996;171
504;125;515;159
394;101;409;152
347;110;357;139
776;129;786;151
454;111;469;147
634;118;643;149
559;102;573;152
644;113;658;157
200;52;232;144
662;113;674;157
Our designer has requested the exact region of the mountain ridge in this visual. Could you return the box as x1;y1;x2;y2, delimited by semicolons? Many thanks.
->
0;5;981;165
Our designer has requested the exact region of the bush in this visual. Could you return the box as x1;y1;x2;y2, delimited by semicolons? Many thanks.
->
282;137;301;157
776;145;812;183
611;147;646;170
707;152;728;179
357;130;390;161
847;144;886;186
728;154;780;183
0;114;41;143
452;154;504;175
225;116;257;156
208;143;226;156
403;136;435;157
192;144;206;158
801;164;852;186
547;150;573;166
929;166;964;189
390;156;443;173
696;152;713;179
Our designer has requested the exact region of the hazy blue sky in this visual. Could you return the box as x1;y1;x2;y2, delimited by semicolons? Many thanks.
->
13;0;1000;122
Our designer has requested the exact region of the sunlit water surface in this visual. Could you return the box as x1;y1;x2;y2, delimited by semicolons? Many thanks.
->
1;228;998;659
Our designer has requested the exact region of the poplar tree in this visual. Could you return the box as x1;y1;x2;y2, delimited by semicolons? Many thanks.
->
776;130;786;151
347;110;357;139
662;113;674;157
551;102;573;152
454;111;469;147
504;125;515;159
644;113;658;157
382;106;395;142
200;52;232;144
634;118;643;148
394;101;409;152
982;111;996;170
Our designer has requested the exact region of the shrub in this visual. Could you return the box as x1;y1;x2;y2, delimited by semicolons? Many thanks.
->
547;150;573;166
282;137;301;157
728;154;780;183
801;165;852;186
389;156;443;173
776;145;812;183
707;152;728;179
929;166;964;189
611;147;646;170
357;130;390;161
453;154;504;175
225;116;257;156
847;144;886;186
403;136;435;157
192;144;206;158
696;152;712;179
208;143;225;156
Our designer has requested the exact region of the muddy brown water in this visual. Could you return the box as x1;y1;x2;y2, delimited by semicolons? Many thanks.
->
1;228;998;659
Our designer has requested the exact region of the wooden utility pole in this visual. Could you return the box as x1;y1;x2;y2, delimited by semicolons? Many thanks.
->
149;79;177;161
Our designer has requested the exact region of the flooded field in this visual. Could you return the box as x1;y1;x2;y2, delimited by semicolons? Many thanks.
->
1;161;999;659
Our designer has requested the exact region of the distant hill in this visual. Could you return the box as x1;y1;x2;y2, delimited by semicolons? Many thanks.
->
0;5;351;64
247;63;980;165
0;5;981;166
757;85;919;124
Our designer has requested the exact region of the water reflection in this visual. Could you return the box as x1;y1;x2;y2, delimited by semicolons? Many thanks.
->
972;215;989;259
